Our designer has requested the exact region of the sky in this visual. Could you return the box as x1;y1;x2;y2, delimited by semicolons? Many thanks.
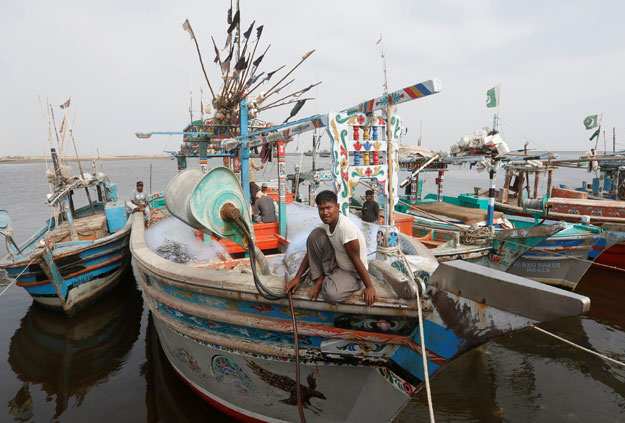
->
1;0;624;157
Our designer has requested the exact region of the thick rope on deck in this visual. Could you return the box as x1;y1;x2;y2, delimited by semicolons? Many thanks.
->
533;326;625;368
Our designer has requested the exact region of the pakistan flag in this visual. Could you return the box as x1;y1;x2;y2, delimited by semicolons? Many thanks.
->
486;84;500;108
583;114;600;130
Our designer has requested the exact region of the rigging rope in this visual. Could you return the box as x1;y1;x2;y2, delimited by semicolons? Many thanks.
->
0;257;37;297
533;326;625;368
396;249;435;422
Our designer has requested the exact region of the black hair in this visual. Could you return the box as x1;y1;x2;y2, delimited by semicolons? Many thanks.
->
315;190;337;205
137;181;144;185
365;190;374;196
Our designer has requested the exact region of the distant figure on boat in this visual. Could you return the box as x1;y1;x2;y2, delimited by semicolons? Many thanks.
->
361;190;380;223
249;159;264;203
285;190;376;306
128;181;149;217
256;182;268;200
254;184;277;224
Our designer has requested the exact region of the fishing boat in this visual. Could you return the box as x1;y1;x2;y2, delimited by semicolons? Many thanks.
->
0;102;131;317
395;151;606;289
131;11;591;422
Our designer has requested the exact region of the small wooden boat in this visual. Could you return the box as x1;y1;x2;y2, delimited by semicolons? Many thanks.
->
0;148;131;317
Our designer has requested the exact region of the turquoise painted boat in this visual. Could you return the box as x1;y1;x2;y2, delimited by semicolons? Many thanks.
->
395;192;604;290
0;148;131;317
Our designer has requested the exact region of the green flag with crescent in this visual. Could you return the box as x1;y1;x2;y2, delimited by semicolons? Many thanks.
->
486;84;500;108
583;114;599;130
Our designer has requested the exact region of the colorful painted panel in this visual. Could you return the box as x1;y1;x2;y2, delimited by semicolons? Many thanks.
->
327;112;401;215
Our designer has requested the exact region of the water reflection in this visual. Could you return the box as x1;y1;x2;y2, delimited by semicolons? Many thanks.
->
7;276;142;420
143;313;234;423
397;316;625;422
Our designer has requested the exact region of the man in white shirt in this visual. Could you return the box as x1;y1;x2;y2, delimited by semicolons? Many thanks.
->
285;190;376;306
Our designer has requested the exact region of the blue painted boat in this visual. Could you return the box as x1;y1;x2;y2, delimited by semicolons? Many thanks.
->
0;148;131;317
131;167;590;422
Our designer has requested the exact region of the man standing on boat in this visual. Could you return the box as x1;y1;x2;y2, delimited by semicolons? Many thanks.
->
361;190;380;223
285;190;376;306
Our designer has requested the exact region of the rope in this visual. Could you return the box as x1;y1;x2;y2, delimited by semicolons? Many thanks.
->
288;291;306;423
397;249;435;423
0;257;37;297
533;326;625;367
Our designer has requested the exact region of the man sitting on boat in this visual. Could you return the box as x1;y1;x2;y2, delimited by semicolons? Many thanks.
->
285;190;377;306
254;184;277;224
361;190;380;223
128;181;149;217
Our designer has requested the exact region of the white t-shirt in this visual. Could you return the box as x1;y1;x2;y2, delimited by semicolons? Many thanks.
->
322;214;368;272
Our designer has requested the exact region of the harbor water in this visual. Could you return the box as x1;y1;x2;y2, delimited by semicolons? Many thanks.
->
1;155;624;422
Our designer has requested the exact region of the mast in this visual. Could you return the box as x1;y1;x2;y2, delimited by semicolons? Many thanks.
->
379;34;394;226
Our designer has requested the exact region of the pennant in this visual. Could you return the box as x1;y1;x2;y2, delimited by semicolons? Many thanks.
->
486;84;500;108
284;99;306;123
221;47;234;73
589;129;600;141
222;32;232;51
246;72;264;88
227;10;240;34
253;53;266;68
256;25;264;39
583;114;600;130
182;19;194;40
266;66;282;81
234;56;247;72
243;21;255;39
59;98;71;109
211;36;221;63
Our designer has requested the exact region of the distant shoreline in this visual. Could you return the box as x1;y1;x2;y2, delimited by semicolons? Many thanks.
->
1;152;322;164
0;154;170;164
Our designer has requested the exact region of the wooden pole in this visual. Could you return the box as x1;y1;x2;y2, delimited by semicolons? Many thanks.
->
501;170;511;204
547;169;553;197
533;172;541;199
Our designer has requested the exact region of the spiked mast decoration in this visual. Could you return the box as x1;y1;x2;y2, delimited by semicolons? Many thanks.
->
182;2;319;126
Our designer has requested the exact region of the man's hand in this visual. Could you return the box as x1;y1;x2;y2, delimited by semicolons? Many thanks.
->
285;277;300;294
362;286;376;307
308;281;323;301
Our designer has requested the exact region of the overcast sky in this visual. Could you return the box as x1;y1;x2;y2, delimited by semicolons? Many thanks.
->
1;0;624;157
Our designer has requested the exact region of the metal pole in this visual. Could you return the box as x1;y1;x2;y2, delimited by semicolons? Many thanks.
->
487;168;497;228
437;170;445;201
240;100;251;204
199;141;208;173
386;107;394;227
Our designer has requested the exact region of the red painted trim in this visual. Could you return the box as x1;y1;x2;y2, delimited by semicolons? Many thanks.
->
16;253;126;287
172;365;268;423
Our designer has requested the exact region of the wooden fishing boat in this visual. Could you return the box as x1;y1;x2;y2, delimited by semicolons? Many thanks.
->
130;11;591;421
0;147;131;317
395;151;606;289
131;168;589;423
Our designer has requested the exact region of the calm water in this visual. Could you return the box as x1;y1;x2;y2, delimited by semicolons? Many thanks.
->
0;156;624;422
